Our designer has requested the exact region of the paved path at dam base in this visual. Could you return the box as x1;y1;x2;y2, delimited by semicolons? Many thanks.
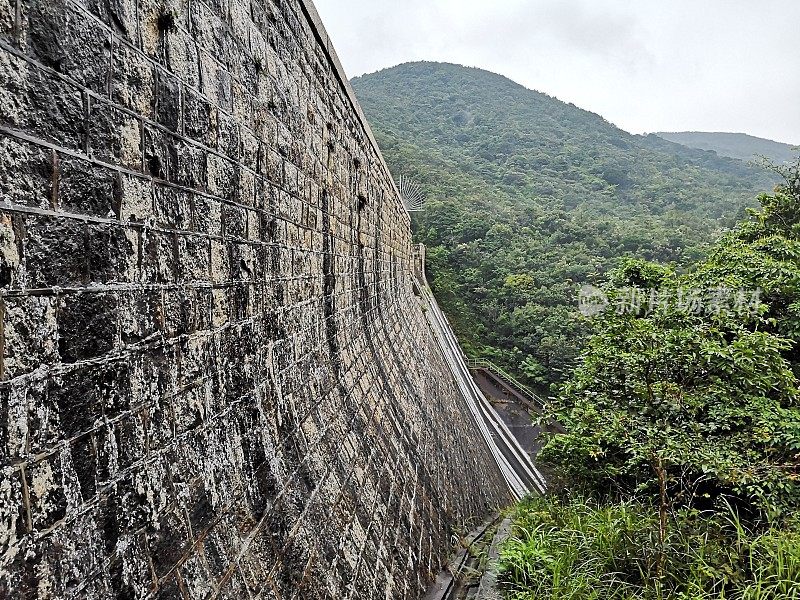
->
422;515;513;600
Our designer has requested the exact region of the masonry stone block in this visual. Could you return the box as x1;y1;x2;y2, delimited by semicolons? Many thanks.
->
138;0;184;62
87;224;137;283
22;0;112;94
176;234;211;283
0;137;52;211
143;125;179;181
190;2;224;58
221;202;246;239
90;0;137;43
0;51;86;150
1;295;58;379
215;68;234;115
58;293;119;362
88;102;142;170
0;0;13;42
117;172;152;223
0;215;21;291
26;452;68;531
164;26;200;87
217;112;242;160
58;156;118;217
111;42;156;118
173;140;208;190
184;89;217;147
206;153;237;202
154;71;182;133
140;230;177;283
153;185;191;230
118;290;160;343
25;215;88;287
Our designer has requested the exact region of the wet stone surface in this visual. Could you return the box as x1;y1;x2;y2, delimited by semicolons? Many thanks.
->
0;0;511;597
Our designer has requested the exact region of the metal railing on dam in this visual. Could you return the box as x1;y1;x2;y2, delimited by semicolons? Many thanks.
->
466;358;546;411
412;264;547;499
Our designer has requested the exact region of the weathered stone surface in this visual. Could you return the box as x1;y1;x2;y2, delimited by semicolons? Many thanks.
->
58;293;119;362
24;215;88;287
0;137;53;210
1;295;58;379
111;42;156;119
58;157;118;217
0;51;87;151
0;0;511;597
21;0;112;94
88;103;142;170
0;0;14;44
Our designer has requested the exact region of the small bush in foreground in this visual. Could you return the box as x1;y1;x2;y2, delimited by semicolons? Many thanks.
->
499;495;800;600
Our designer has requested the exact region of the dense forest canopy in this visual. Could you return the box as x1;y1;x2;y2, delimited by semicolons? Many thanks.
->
546;171;800;518
352;61;776;390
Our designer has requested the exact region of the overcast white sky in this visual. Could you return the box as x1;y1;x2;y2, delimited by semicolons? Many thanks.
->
313;0;800;145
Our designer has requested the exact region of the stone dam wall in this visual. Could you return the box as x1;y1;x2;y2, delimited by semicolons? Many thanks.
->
0;0;512;597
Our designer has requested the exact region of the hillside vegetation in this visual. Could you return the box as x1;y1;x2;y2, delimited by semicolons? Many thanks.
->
500;158;800;600
352;62;774;390
656;131;799;164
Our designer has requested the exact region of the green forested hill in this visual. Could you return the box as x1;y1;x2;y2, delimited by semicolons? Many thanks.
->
351;61;777;390
655;131;799;164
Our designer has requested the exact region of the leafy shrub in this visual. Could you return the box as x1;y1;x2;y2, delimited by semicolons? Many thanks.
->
541;164;800;520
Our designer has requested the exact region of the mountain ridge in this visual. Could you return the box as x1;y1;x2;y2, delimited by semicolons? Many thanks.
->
654;131;798;164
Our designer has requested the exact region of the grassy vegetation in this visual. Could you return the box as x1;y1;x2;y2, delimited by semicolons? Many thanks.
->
500;495;800;600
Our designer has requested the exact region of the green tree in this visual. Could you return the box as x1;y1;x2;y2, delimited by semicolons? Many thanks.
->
542;162;800;523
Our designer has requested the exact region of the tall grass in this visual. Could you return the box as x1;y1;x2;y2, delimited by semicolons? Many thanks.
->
499;496;800;600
